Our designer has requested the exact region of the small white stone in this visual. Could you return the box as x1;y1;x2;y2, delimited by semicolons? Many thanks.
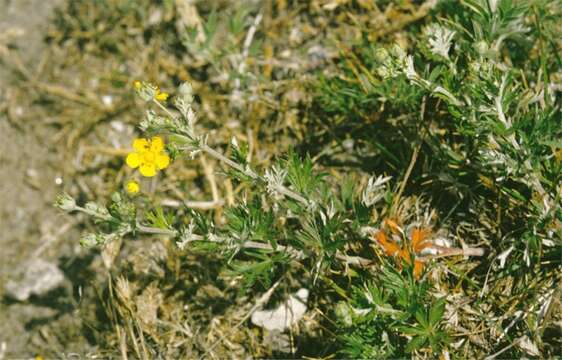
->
251;288;309;331
280;50;291;58
110;120;125;132
4;259;65;301
101;95;113;107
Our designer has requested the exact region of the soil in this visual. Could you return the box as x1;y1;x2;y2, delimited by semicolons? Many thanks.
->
0;0;90;357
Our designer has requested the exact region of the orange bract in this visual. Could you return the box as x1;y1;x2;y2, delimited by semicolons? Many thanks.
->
376;231;401;256
373;223;432;279
412;228;431;252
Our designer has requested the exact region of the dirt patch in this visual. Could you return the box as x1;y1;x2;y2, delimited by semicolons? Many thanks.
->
0;0;91;356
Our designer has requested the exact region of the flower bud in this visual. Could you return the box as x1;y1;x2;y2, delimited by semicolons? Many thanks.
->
80;233;100;248
178;82;194;104
474;41;489;55
55;193;76;212
85;202;110;219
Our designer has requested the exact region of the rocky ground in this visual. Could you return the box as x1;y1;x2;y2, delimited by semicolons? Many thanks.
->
0;0;91;357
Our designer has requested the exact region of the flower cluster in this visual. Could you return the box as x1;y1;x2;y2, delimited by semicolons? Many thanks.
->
372;219;432;279
126;136;170;177
133;81;169;102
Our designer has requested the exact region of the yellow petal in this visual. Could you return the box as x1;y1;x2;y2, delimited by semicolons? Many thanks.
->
139;163;157;177
156;153;170;169
126;180;140;194
150;136;164;152
126;152;141;168
133;138;149;152
155;91;169;101
133;80;142;90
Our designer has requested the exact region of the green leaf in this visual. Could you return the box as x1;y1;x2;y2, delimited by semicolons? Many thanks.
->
415;309;429;329
405;335;428;353
429;297;446;326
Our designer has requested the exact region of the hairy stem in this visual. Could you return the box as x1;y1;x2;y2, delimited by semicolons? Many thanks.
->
152;98;310;206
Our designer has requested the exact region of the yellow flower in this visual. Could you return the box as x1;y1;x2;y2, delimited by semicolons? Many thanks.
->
126;180;140;194
126;136;170;177
155;90;169;101
133;80;142;90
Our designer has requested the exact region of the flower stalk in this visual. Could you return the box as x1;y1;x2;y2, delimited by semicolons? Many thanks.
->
151;97;311;207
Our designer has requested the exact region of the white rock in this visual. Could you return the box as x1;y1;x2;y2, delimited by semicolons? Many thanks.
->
101;95;113;107
251;288;309;331
4;259;65;301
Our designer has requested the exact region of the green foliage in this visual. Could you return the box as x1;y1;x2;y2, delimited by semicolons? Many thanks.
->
54;0;561;358
145;207;175;230
224;198;279;247
337;266;451;357
285;151;325;198
316;0;561;266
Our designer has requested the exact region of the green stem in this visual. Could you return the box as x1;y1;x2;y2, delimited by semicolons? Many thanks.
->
75;206;112;221
152;98;310;206
137;224;178;236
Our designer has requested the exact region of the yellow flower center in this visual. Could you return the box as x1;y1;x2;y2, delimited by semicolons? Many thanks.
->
143;152;155;162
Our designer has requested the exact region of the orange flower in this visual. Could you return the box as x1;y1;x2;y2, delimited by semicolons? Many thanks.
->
376;231;401;256
373;222;432;279
412;228;431;252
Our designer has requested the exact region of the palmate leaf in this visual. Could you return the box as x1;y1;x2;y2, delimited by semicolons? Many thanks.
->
145;207;175;230
224;197;279;245
229;251;289;294
429;297;446;326
415;309;429;330
285;150;326;197
405;334;428;353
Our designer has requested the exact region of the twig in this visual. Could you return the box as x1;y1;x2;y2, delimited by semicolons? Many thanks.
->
224;179;235;206
483;336;524;360
417;245;486;261
200;143;258;179
373;0;438;40
336;252;374;267
82;145;129;156
74;205;112;221
34;82;105;110
200;155;220;204
390;96;426;215
136;225;178;236
199;276;282;360
236;11;263;80
33;220;76;257
161;198;224;209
